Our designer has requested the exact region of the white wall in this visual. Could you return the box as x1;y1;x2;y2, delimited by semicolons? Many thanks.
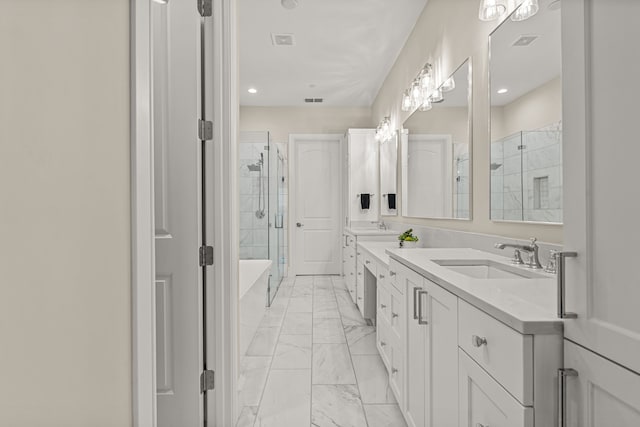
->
0;1;132;425
240;106;372;144
372;0;562;243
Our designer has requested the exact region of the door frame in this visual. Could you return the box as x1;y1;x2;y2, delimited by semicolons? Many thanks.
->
288;134;344;277
130;0;239;426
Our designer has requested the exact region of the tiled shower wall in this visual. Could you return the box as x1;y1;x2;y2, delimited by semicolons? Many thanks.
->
240;133;270;260
453;143;470;219
491;124;562;223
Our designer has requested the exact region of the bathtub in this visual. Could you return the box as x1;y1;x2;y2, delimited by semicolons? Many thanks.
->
239;259;272;359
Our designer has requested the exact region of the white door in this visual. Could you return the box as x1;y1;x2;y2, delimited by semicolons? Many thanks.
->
563;0;640;373
565;340;640;427
292;135;342;275
152;1;203;425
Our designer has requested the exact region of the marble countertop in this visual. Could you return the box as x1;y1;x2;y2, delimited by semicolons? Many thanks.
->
357;241;399;268
386;247;563;335
344;227;399;237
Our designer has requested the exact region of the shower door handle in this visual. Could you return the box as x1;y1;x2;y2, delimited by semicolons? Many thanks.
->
296;222;304;228
275;215;283;229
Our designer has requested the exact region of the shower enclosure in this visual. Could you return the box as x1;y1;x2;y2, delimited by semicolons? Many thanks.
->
239;131;288;305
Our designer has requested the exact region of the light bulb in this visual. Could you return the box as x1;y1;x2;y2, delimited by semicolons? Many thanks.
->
479;0;507;21
419;97;432;112
402;91;412;112
511;0;539;21
411;81;423;108
419;70;431;89
430;88;444;103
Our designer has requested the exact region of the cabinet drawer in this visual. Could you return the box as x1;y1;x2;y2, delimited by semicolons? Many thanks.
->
388;336;405;409
389;286;405;342
377;281;391;324
376;321;391;371
458;300;533;405
363;253;377;275
459;350;533;427
377;265;388;285
388;259;402;294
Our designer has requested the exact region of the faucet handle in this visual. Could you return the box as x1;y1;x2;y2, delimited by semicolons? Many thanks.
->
529;237;538;246
511;249;525;265
545;249;559;273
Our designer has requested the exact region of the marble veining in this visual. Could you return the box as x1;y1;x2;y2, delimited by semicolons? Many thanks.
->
352;355;397;404
313;318;347;344
311;384;368;427
344;326;378;355
312;343;357;384
363;404;408;427
272;334;312;370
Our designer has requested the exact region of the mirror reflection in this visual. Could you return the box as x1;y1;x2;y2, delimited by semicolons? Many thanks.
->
401;59;471;219
490;0;562;223
380;131;398;216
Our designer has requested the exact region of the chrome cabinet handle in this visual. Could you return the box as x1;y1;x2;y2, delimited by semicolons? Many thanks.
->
357;252;361;256
418;290;428;325
379;274;384;279
389;271;396;277
476;424;489;427
391;367;398;374
380;304;387;309
413;287;421;320
555;251;578;319
350;255;354;258
380;341;386;347
392;312;398;318
358;272;362;276
558;368;578;427
471;335;487;347
365;260;370;265
358;297;362;300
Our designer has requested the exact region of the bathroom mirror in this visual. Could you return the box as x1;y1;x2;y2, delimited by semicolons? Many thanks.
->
489;0;562;223
379;131;398;216
401;59;471;219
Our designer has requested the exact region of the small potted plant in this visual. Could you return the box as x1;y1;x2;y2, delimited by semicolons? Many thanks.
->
398;228;419;248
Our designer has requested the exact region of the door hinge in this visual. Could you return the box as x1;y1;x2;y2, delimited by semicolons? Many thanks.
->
198;119;213;141
199;245;214;266
197;0;212;17
200;369;215;393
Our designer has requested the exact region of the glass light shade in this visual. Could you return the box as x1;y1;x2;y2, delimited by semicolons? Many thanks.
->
511;0;539;21
441;76;456;92
419;70;431;89
430;88;444;103
411;81;423;108
402;91;412;111
478;0;507;21
419;97;432;112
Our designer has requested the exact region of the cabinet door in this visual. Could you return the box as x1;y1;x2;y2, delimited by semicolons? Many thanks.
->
405;282;427;427
564;340;640;427
563;0;640;372
426;280;458;427
459;350;533;427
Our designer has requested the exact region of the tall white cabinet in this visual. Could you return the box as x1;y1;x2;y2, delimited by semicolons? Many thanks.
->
562;0;640;425
343;129;379;226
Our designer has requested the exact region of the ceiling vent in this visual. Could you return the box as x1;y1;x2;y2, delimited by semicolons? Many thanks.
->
304;98;323;103
271;33;295;46
512;35;539;47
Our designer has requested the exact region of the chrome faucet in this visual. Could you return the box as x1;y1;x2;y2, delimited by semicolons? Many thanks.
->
373;220;387;230
495;237;543;269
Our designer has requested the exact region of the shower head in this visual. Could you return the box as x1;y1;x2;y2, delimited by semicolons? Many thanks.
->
490;162;503;171
247;163;262;172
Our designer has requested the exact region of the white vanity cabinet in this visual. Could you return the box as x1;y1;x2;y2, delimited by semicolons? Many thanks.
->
343;129;379;225
560;2;640;424
405;266;458;427
342;233;356;300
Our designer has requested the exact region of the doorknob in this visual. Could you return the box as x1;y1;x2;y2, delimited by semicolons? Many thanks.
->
296;222;304;227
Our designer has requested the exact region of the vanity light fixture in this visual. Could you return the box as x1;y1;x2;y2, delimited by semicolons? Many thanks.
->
478;0;507;21
511;0;539;21
401;63;436;112
247;88;258;94
375;116;393;143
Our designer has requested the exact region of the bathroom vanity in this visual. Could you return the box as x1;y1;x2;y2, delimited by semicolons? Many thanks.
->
371;247;563;427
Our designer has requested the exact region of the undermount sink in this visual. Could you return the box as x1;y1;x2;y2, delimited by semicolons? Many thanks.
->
433;259;546;279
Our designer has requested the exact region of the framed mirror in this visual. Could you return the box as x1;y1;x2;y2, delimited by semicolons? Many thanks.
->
380;131;398;216
489;0;562;223
401;59;472;219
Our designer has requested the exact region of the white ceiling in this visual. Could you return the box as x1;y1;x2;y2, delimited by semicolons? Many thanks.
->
238;0;429;107
490;0;562;106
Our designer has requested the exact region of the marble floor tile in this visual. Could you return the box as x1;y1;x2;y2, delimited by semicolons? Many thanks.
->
352;355;396;404
313;318;346;343
253;369;311;427
272;334;312;369
291;286;313;297
363;404;408;427
294;276;314;286
313;298;341;319
340;305;368;327
287;296;313;313
312;343;356;384
311;384;368;427
236;406;258;427
238;356;272;407
260;308;286;328
281;312;312;334
246;327;280;356
344;326;378;354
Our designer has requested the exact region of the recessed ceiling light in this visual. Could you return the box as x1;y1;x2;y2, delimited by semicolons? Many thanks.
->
497;88;508;94
152;0;168;3
281;0;299;9
248;88;257;94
